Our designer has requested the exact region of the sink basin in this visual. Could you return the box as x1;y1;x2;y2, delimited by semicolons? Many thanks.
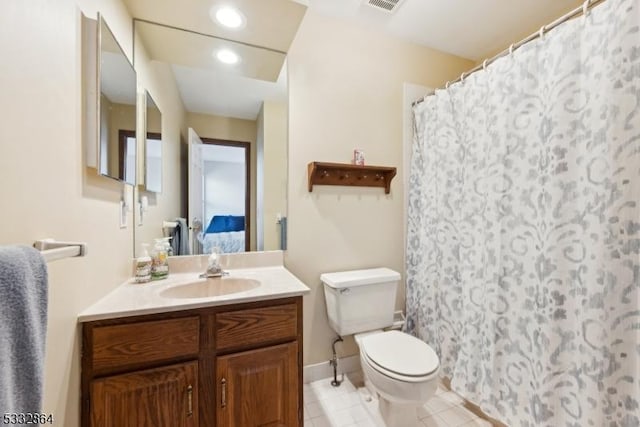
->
160;277;261;299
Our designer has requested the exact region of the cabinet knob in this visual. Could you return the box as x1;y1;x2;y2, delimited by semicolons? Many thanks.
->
221;378;227;408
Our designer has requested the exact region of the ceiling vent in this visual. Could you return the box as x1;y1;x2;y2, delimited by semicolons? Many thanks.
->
363;0;404;13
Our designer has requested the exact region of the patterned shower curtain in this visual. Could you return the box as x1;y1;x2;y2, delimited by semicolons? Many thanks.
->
406;1;640;426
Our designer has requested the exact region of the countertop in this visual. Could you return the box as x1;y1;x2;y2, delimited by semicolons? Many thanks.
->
78;252;310;322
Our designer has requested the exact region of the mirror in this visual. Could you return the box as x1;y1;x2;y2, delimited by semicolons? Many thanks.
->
144;91;162;193
131;12;301;257
188;129;251;254
98;15;137;185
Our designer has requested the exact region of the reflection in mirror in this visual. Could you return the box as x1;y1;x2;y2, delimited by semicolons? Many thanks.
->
98;15;137;184
132;17;296;257
194;138;250;254
145;91;162;193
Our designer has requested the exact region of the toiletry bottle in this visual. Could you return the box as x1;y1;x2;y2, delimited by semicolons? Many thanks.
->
163;237;174;257
151;238;169;280
135;244;152;283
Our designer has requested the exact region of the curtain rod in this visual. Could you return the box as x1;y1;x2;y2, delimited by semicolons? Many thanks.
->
412;0;606;107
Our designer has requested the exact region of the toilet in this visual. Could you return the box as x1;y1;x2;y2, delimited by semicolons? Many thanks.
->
321;268;440;427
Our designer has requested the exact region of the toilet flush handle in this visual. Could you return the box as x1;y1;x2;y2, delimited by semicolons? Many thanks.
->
339;288;350;294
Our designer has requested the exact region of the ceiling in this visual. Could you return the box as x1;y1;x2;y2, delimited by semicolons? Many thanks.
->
125;0;307;52
123;0;585;119
123;0;306;119
305;0;585;60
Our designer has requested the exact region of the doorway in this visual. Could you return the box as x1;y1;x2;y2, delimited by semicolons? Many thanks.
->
199;138;250;253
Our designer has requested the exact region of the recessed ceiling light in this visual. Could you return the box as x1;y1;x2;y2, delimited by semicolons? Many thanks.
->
216;49;240;64
212;6;246;29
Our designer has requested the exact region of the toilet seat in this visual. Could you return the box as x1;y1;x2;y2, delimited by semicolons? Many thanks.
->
361;331;439;383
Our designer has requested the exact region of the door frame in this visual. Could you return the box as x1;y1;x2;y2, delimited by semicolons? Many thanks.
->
117;129;136;183
200;137;251;252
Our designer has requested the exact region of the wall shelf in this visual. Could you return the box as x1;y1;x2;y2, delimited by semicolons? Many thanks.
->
307;162;397;194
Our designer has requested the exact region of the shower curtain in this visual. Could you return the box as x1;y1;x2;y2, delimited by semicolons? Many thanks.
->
406;1;640;426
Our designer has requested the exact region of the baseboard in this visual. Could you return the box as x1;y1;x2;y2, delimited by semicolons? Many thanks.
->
303;355;361;384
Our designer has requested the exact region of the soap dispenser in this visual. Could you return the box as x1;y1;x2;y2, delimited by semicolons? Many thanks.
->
151;238;169;280
163;236;174;257
134;243;152;283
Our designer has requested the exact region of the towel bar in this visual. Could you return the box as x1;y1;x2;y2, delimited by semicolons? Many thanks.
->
33;239;87;263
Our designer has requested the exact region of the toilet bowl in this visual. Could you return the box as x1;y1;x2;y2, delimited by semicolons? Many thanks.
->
356;330;440;427
320;268;440;427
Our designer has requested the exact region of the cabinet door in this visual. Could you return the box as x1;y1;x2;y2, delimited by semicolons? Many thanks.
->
217;342;299;427
90;361;198;427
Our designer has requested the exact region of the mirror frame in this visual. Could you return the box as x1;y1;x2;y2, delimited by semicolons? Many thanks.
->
97;13;137;185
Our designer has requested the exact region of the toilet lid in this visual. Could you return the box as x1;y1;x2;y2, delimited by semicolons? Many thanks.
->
362;331;439;378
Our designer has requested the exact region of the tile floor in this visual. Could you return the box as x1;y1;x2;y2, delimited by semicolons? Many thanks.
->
304;376;496;427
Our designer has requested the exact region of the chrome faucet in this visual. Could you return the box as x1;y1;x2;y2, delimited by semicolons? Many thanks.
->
201;266;227;278
200;248;228;278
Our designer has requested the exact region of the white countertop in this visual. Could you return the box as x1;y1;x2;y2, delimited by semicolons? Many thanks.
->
78;264;310;322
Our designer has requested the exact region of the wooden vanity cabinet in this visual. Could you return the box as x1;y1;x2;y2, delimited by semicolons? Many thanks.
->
82;297;303;427
217;342;298;427
90;361;198;427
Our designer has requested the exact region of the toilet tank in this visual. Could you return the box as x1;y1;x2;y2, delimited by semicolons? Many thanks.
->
321;268;400;336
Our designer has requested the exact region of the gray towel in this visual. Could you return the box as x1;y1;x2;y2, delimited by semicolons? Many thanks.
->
171;217;190;256
0;246;48;415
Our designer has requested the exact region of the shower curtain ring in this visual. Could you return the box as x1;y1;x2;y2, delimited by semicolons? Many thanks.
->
509;44;515;56
445;81;450;89
460;72;466;83
539;25;546;39
482;59;488;71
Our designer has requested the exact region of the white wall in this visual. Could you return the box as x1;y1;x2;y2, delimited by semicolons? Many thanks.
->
0;1;131;426
0;1;186;426
285;9;475;365
203;160;246;226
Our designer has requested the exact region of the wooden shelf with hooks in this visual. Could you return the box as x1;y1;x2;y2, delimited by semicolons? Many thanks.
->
307;162;397;194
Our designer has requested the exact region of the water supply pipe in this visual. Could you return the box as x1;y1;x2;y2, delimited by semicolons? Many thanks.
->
329;336;344;387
